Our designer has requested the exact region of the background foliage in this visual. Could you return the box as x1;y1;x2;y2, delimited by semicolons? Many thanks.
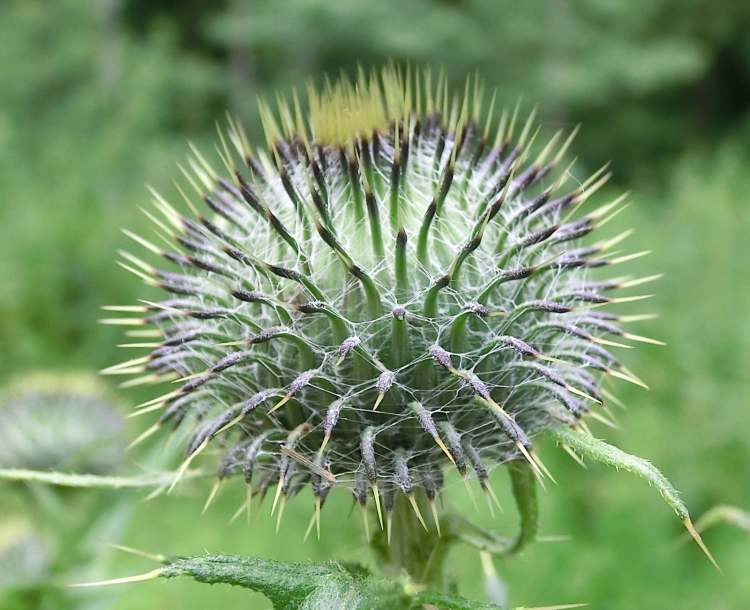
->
1;1;748;608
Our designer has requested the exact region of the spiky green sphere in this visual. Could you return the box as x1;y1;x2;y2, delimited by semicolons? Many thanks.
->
0;373;124;474
107;67;656;534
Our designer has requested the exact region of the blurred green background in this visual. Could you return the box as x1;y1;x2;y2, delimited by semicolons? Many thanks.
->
1;0;749;608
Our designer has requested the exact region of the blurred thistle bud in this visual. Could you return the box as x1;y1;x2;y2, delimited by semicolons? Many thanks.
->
0;372;125;474
105;66;660;537
0;518;50;590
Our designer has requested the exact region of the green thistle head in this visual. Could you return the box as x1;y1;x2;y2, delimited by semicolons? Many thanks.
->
105;66;659;539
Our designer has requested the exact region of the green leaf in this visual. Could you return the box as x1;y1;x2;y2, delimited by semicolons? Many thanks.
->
161;555;409;610
411;589;504;609
547;425;719;569
74;554;505;610
547;426;688;518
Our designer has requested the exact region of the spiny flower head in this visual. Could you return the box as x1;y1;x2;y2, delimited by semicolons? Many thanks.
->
0;372;124;474
105;66;660;536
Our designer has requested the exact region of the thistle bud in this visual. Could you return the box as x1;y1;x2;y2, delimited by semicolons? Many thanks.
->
108;66;655;536
0;372;124;474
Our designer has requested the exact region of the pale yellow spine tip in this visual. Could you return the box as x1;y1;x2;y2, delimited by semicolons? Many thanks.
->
268;394;291;415
429;501;441;536
202;480;222;514
407;494;429;531
371;484;384;530
683;517;721;572
463;476;479;511
69;568;165;588
275;496;287;533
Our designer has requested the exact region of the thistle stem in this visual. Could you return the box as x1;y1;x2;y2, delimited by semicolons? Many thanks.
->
507;461;538;554
370;491;449;589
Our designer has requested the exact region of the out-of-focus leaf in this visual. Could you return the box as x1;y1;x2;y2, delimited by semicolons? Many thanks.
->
694;505;750;535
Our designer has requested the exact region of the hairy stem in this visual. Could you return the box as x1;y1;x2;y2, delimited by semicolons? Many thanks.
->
370;491;449;589
508;461;538;554
0;468;203;488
